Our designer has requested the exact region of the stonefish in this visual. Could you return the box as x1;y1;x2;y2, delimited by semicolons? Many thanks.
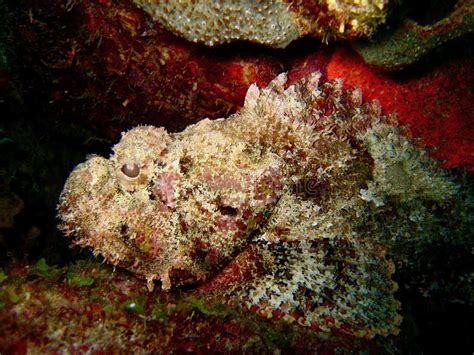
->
58;72;456;338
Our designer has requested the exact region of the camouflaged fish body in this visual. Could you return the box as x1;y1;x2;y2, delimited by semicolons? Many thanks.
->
58;72;456;337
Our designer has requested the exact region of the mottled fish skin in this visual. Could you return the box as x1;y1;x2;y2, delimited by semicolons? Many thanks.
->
58;72;456;337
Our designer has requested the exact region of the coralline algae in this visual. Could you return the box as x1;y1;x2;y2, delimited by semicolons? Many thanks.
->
58;72;457;338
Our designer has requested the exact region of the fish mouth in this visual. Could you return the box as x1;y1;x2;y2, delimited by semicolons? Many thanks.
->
58;156;187;289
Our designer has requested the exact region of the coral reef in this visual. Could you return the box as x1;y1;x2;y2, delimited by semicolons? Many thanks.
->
9;1;473;172
354;0;474;69
132;0;391;47
58;72;459;338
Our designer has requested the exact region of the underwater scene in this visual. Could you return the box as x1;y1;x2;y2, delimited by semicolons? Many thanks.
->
0;0;473;353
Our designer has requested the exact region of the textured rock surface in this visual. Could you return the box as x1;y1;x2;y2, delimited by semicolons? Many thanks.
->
58;73;460;338
10;0;473;172
12;0;282;136
0;259;394;353
132;0;391;47
354;0;474;69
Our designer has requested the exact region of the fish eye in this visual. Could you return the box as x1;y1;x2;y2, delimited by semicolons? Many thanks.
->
121;163;140;178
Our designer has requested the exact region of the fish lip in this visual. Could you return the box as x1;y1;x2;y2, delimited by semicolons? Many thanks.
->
57;155;117;237
67;155;115;189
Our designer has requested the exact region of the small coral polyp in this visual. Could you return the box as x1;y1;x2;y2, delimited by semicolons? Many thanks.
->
131;0;391;47
58;72;456;338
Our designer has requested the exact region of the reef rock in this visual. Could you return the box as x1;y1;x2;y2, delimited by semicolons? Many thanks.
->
12;0;472;173
13;0;282;136
58;73;458;338
132;0;391;48
354;0;474;70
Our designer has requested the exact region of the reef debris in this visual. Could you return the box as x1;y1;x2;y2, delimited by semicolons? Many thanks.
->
132;0;391;48
58;72;459;338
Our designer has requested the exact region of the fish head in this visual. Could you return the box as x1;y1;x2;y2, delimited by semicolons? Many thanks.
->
58;125;284;289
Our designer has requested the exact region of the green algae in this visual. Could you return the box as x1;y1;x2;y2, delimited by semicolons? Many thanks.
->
30;258;49;274
5;285;19;303
29;258;64;281
103;303;114;314
150;304;169;323
173;296;235;319
0;269;7;283
66;271;95;287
